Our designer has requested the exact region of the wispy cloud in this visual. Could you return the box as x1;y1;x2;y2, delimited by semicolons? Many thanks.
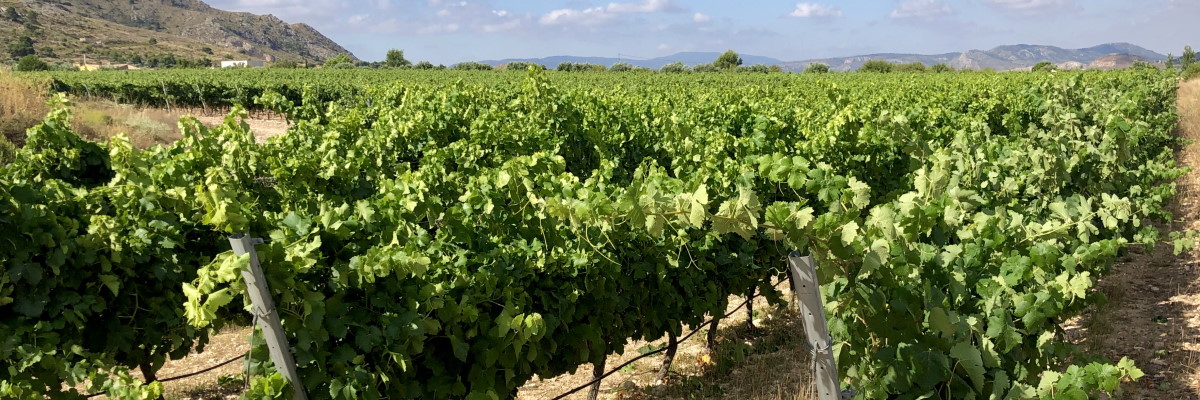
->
788;3;843;18
890;0;954;20
208;0;352;24
539;0;684;26
980;0;1080;15
343;0;529;36
693;12;712;23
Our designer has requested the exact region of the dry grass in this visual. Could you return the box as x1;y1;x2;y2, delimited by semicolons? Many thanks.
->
0;73;182;149
0;71;289;153
70;100;186;148
0;71;50;147
68;102;291;147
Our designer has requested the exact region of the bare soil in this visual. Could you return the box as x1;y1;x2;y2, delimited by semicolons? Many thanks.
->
190;114;290;142
155;326;253;400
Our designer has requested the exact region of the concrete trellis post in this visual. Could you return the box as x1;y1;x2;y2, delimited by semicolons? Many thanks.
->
787;252;847;400
228;234;308;400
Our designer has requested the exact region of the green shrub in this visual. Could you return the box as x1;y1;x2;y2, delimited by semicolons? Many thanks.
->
858;60;893;73
504;62;545;71
736;64;775;73
0;135;14;166
610;62;652;72
1032;61;1056;72
893;62;927;73
804;63;830;73
555;62;605;72
270;59;300;69
659;61;690;73
15;55;48;72
713;50;743;70
452;61;494;71
1185;63;1200;81
323;54;353;68
1131;60;1156;70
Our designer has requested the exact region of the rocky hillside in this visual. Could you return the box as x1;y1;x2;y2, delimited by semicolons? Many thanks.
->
0;0;355;65
1085;54;1151;70
780;43;1166;72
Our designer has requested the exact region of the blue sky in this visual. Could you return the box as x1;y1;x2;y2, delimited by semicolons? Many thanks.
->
205;0;1200;64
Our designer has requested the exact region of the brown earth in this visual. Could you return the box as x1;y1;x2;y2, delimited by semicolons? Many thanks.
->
1086;53;1150;71
190;113;290;143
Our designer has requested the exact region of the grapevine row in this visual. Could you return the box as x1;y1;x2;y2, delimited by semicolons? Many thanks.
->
0;69;1187;399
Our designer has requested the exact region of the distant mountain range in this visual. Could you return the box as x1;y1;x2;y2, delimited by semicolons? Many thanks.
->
481;52;786;70
483;43;1166;72
784;43;1166;72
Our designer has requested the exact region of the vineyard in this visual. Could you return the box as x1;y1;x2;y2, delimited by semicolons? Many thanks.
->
0;69;1192;399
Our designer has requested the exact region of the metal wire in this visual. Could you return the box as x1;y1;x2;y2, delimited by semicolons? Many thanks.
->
550;279;788;400
85;281;791;400
83;352;248;398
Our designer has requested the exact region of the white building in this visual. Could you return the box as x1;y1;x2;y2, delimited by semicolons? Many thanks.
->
220;60;265;68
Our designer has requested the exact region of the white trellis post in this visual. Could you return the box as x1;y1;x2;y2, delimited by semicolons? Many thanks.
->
787;252;849;400
228;234;308;400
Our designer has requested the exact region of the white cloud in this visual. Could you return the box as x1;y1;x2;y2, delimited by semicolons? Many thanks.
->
539;0;684;26
788;3;843;18
347;14;368;23
482;18;522;32
384;0;531;35
539;8;612;25
207;0;353;24
693;12;711;23
890;0;953;19
979;0;1078;14
981;0;1065;10
417;23;460;34
607;0;681;13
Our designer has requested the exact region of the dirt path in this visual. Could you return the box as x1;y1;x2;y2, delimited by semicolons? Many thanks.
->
1070;79;1200;399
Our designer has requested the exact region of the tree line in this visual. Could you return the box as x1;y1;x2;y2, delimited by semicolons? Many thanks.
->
12;45;1200;76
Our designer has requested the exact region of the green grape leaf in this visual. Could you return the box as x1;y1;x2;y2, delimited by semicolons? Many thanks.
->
950;342;986;392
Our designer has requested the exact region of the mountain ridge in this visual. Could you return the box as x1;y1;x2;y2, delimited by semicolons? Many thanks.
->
0;0;355;65
483;43;1166;72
